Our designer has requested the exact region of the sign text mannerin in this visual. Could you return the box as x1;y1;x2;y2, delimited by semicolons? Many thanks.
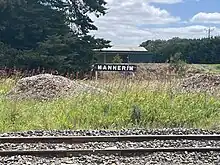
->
93;64;137;72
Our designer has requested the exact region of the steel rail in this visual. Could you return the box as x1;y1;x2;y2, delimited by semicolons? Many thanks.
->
0;147;220;157
1;135;220;144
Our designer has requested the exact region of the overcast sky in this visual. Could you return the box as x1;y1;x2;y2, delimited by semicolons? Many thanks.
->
90;0;220;46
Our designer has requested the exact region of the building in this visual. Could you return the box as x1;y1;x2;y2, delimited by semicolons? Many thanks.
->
94;45;154;63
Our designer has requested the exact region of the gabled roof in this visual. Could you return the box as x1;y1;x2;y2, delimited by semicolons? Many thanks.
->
95;45;148;52
101;45;147;52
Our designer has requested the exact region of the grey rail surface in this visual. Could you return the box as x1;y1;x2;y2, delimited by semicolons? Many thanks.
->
1;135;220;143
1;148;220;157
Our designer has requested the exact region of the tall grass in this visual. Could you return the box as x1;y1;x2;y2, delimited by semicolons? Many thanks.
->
0;78;15;95
0;76;220;132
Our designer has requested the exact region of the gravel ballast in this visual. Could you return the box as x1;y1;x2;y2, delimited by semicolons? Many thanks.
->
0;152;220;165
1;128;220;137
1;128;220;164
1;139;220;151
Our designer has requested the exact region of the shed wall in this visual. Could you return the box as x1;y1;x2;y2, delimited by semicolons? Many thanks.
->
94;52;154;63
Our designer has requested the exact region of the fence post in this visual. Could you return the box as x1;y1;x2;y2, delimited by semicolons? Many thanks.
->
95;71;98;80
76;72;79;80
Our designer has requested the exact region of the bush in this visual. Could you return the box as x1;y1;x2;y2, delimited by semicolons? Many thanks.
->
112;54;123;63
168;52;187;76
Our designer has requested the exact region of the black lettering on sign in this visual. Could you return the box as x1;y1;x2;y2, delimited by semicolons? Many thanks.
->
93;64;137;72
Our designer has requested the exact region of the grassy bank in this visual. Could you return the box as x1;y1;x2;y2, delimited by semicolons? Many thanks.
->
0;78;220;132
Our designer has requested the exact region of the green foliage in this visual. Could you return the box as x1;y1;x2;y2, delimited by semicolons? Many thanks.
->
0;0;69;50
0;42;20;67
168;52;187;76
141;37;220;64
0;0;111;72
112;54;123;63
42;0;107;35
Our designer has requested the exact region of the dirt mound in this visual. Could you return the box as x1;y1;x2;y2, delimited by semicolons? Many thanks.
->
136;63;203;80
98;63;204;80
98;63;174;80
6;74;107;100
179;73;220;94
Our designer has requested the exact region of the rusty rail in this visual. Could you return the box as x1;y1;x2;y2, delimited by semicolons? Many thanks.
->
1;135;220;143
1;135;220;157
0;147;220;157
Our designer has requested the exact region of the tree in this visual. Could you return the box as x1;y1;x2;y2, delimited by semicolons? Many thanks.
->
42;0;107;35
0;42;22;68
37;33;110;72
140;37;220;64
0;0;111;72
0;0;69;50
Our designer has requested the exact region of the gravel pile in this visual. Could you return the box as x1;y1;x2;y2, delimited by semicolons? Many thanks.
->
1;128;220;164
136;63;173;80
131;63;203;80
6;74;107;100
179;73;220;94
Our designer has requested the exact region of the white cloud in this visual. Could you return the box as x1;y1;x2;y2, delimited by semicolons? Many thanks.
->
90;0;220;45
150;25;220;39
190;12;220;24
92;24;220;45
148;0;183;4
100;0;180;25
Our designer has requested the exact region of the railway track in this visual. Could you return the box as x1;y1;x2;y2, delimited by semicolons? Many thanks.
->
1;135;220;157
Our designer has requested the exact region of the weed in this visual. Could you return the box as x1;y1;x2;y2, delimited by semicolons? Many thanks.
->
0;77;220;132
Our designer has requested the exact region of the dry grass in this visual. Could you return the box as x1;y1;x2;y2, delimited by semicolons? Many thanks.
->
0;70;220;132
